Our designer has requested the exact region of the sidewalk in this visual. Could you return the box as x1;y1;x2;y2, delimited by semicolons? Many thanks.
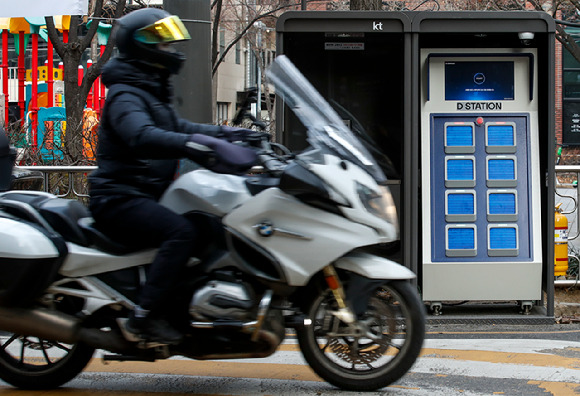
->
423;287;580;325
555;286;580;322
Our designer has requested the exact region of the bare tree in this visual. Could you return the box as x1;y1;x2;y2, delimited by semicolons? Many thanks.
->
441;0;580;63
211;0;302;76
350;0;382;10
211;0;305;136
42;0;152;163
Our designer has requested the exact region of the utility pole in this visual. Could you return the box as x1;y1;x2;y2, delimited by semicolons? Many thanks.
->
164;0;212;124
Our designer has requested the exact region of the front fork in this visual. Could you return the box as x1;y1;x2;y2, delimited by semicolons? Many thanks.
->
323;265;356;324
322;266;382;346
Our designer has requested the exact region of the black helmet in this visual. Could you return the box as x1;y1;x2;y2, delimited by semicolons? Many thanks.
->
115;8;191;74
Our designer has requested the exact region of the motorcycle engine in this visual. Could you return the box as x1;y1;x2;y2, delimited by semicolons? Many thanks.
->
189;280;255;321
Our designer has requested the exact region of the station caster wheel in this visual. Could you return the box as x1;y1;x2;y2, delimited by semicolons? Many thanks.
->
430;302;442;316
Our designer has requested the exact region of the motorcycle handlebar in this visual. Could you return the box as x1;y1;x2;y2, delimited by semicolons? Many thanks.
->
246;136;292;175
257;154;287;173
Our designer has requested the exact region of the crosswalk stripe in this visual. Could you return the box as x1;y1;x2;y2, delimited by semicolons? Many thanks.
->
86;359;323;382
85;338;580;387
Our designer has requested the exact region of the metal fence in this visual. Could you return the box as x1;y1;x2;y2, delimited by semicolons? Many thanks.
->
556;165;580;241
15;163;580;220
555;165;580;285
14;165;97;198
11;164;580;281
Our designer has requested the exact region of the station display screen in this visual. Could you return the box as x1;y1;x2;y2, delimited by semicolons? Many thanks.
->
445;61;515;101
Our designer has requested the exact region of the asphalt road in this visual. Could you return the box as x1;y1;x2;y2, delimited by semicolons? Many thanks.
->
1;323;579;395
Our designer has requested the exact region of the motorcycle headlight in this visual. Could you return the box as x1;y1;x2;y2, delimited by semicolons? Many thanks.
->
356;183;399;227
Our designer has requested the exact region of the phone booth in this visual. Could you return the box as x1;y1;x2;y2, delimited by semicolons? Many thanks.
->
276;12;412;271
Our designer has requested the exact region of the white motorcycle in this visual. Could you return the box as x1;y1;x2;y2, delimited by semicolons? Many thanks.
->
0;56;424;391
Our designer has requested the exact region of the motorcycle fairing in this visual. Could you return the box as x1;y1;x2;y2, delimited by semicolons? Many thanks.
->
60;244;156;277
160;170;251;217
334;252;415;280
307;154;398;241
223;187;383;287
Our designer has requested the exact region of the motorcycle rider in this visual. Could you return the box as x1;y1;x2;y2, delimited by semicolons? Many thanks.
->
89;8;258;345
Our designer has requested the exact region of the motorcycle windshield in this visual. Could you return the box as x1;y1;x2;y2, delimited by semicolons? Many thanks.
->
266;55;387;184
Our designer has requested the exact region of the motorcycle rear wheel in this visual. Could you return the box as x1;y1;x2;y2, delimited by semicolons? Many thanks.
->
0;333;95;389
297;280;425;391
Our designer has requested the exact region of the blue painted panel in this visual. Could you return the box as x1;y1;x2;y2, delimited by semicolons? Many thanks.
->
37;107;66;161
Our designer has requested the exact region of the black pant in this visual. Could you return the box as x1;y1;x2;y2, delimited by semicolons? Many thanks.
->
90;195;197;312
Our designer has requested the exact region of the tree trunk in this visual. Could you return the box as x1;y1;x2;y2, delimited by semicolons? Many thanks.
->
350;0;382;10
557;24;580;65
44;1;126;164
61;38;86;162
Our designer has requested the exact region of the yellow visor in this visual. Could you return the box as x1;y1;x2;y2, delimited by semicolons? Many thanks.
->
134;15;191;44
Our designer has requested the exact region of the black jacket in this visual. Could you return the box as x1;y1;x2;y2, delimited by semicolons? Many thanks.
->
89;58;221;201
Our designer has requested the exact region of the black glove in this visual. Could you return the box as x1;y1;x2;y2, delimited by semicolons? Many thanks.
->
186;134;258;175
220;126;270;147
184;135;217;168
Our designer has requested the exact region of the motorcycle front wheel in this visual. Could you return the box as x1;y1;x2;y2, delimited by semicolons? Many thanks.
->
0;333;95;389
297;280;425;391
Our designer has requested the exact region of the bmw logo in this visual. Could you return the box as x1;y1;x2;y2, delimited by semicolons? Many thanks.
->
257;222;274;237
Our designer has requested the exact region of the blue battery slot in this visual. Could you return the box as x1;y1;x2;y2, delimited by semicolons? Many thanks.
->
446;157;475;187
487;156;517;187
488;225;519;256
446;124;475;153
446;225;477;257
446;191;476;222
448;193;474;214
430;114;532;262
486;124;516;153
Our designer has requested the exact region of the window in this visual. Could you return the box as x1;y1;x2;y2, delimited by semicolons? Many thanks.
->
235;40;241;65
219;29;225;56
235;28;241;65
562;29;580;145
216;102;229;125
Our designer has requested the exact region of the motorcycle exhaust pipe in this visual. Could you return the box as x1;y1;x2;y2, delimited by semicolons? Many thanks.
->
188;329;281;360
0;306;132;353
0;306;80;344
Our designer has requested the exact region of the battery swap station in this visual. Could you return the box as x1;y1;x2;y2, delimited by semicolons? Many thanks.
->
417;13;555;317
277;11;556;320
421;50;542;309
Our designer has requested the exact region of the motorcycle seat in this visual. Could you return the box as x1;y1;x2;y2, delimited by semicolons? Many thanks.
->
36;198;92;247
0;193;90;247
77;217;141;256
0;193;136;256
0;192;148;256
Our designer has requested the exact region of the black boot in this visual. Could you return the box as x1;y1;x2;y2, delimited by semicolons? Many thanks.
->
126;311;183;345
